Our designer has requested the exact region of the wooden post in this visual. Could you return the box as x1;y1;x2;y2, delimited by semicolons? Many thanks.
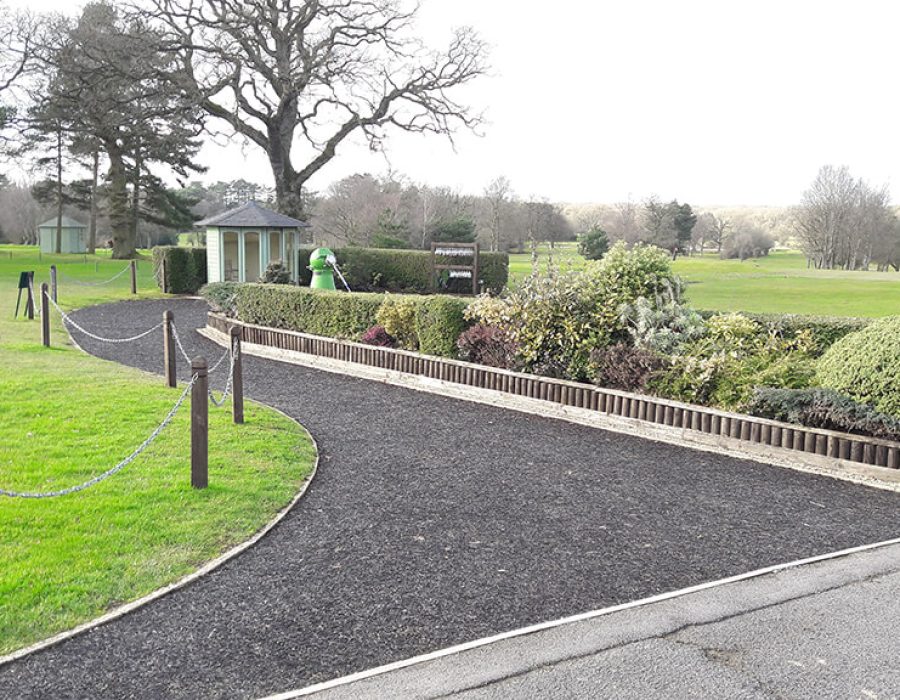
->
40;283;50;347
163;311;176;388
130;260;137;295
230;326;244;424
161;257;168;293
472;242;480;295
25;272;35;320
50;265;58;303
191;357;208;489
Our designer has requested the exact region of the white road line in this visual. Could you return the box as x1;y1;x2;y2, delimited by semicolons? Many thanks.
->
260;535;900;699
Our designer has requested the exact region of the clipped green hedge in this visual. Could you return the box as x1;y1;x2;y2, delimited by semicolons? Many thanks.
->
295;246;509;294
697;310;870;355
817;316;900;417
202;283;472;356
153;246;207;294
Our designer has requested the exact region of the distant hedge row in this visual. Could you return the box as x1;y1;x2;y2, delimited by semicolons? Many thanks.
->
295;246;509;294
153;246;207;294
202;282;470;357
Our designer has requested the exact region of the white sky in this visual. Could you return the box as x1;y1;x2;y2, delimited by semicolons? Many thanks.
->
13;0;900;205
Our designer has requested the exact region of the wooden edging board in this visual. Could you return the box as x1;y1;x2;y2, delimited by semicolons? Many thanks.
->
207;313;900;478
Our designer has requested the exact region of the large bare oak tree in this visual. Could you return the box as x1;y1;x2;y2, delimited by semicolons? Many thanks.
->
139;0;488;218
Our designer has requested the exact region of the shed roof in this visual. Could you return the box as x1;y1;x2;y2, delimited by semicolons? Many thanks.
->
38;216;87;229
197;201;309;228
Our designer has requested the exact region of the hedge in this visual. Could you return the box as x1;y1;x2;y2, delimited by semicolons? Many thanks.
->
697;310;870;355
202;283;472;356
153;246;208;294
816;316;900;417
295;246;509;294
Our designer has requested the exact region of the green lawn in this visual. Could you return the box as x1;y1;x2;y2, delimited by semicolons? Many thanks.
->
0;245;315;655
509;245;900;318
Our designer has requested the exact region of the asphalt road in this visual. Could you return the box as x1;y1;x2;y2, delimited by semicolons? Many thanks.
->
2;298;898;699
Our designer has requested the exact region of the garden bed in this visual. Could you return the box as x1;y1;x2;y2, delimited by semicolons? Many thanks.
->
207;312;900;470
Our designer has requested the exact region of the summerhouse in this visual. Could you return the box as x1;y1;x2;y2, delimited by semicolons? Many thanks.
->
38;216;87;254
198;201;310;284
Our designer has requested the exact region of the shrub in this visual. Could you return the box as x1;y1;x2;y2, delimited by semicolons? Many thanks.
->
153;246;207;294
360;325;397;348
376;296;422;349
262;259;291;284
466;242;677;380
745;388;900;441
817;316;900;417
620;281;706;354
200;281;241;316
457;324;521;369
295;246;508;294
589;343;668;392
577;226;609;260
415;296;469;357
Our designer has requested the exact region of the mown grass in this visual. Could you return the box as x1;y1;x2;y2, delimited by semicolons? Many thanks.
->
0;244;315;654
508;244;900;317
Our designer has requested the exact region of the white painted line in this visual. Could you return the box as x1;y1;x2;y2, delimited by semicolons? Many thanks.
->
260;535;900;699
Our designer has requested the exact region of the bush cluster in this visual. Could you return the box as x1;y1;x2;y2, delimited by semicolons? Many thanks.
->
153;246;207;294
295;246;509;294
745;387;900;441
201;282;469;357
816;316;900;417
360;325;397;348
457;323;521;370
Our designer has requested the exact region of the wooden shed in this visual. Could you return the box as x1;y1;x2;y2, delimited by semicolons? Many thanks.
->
198;201;310;284
38;216;88;254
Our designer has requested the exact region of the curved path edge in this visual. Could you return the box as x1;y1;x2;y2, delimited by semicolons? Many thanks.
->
199;326;900;494
263;535;900;699
0;317;321;670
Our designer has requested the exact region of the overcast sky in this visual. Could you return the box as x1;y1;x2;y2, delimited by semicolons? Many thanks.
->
14;0;900;205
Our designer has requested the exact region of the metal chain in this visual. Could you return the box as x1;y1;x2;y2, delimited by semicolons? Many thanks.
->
58;264;131;287
48;295;162;344
0;376;197;499
170;323;193;365
208;340;238;407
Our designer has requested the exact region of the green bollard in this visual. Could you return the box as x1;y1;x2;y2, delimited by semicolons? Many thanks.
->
309;248;337;290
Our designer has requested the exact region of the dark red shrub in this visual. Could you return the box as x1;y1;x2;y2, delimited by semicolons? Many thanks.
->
589;343;667;391
360;325;397;348
457;324;521;370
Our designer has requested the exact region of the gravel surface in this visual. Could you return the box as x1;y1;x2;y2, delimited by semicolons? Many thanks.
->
3;298;899;699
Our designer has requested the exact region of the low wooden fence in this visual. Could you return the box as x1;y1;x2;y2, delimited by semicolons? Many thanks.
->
209;313;900;470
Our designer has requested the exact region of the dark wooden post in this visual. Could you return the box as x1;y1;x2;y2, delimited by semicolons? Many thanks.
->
40;283;50;347
25;272;35;320
191;357;208;489
230;326;244;424
130;260;137;295
163;311;176;388
50;265;58;302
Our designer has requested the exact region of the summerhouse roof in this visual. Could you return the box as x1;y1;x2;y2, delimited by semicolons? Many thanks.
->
38;216;87;229
197;201;309;228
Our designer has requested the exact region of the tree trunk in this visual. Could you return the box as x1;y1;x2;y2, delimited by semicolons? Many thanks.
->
106;140;134;259
268;137;305;220
55;130;63;254
130;140;142;254
88;150;98;254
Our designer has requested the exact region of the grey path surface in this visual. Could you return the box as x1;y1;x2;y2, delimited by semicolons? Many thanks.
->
313;542;900;700
2;298;899;700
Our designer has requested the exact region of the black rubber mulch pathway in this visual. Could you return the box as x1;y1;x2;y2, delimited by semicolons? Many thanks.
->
2;298;898;699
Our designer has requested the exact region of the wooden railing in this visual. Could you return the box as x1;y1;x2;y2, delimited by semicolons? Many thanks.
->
208;313;900;470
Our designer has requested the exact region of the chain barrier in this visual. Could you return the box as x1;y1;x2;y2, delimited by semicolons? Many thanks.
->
171;324;230;375
0;375;197;499
208;340;238;408
48;294;162;344
58;264;131;287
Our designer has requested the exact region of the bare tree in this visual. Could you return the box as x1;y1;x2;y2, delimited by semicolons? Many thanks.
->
139;0;488;219
483;175;511;252
0;2;39;133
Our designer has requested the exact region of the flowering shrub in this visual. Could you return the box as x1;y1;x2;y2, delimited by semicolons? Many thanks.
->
466;242;678;380
360;325;397;348
457;324;521;369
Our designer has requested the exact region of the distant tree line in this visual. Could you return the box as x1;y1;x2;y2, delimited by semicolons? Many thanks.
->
793;165;900;271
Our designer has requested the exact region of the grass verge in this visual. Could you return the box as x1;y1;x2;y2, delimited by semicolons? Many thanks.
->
0;245;315;655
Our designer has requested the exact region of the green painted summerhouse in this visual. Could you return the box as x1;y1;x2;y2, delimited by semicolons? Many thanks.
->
38;216;88;254
198;201;310;284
